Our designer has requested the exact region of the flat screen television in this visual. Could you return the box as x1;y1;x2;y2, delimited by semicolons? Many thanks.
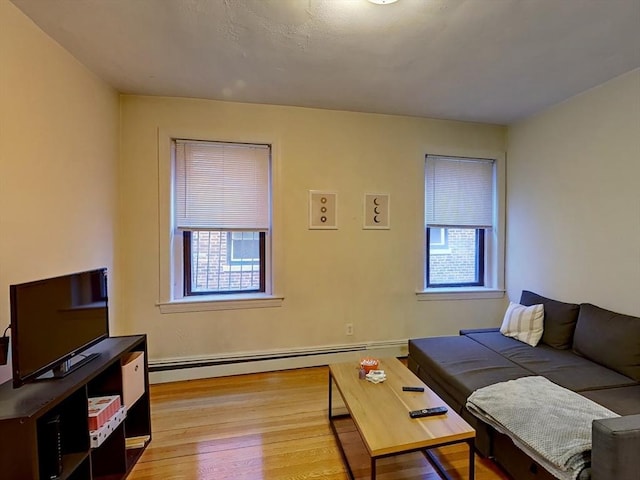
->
10;268;110;388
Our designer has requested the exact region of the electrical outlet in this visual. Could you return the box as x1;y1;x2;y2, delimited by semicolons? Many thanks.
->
345;323;354;336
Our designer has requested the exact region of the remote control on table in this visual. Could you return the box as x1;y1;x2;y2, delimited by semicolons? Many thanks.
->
402;386;425;392
409;406;448;418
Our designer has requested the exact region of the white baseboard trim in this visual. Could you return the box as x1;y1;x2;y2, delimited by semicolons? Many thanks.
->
149;339;408;384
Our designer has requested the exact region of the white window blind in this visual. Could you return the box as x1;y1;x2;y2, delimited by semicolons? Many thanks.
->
425;155;494;228
174;140;270;230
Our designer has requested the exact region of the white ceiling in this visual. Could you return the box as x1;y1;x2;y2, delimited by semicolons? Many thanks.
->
11;0;640;125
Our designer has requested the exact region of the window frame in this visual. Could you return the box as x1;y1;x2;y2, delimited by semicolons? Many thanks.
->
157;129;283;313
425;227;485;288
418;151;505;301
183;230;266;296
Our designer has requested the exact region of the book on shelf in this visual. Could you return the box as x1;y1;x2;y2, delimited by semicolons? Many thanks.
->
126;435;151;449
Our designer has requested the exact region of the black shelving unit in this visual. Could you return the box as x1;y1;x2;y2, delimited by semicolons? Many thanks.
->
0;335;151;480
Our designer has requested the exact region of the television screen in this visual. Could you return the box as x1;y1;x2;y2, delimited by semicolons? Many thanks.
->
10;268;109;388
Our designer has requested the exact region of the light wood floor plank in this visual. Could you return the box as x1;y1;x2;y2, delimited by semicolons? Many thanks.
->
128;366;509;480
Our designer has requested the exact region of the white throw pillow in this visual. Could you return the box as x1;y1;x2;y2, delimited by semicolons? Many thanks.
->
500;302;544;347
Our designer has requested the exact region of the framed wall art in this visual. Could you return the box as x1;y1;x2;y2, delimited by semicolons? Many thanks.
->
309;191;338;229
363;193;390;229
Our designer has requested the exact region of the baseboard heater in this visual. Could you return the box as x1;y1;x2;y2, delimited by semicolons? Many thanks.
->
149;341;405;373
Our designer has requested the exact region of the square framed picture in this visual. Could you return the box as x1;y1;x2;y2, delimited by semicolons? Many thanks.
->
363;193;390;229
309;191;338;229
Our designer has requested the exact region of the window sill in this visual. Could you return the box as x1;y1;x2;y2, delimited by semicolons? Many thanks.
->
158;294;284;313
416;288;505;301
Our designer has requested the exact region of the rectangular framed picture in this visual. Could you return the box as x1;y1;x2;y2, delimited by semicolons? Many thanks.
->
363;193;390;229
309;191;338;229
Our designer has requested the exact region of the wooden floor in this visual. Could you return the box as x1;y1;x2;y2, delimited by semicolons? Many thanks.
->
128;366;510;480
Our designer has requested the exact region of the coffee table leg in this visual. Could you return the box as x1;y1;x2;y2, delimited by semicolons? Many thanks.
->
423;440;475;480
371;457;376;480
328;371;356;480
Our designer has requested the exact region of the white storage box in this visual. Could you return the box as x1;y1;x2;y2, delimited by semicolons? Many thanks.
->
121;351;145;409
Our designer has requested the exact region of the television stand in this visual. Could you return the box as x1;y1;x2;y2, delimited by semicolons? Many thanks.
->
0;335;151;480
52;352;100;378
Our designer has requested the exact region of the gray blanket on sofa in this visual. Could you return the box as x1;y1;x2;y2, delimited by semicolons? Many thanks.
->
466;376;619;480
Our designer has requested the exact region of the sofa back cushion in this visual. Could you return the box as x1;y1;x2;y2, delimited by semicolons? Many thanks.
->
520;290;580;349
573;303;640;381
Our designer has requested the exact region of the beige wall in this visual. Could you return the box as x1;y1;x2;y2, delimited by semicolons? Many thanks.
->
0;1;119;383
506;69;640;315
7;0;637;384
5;0;637;383
118;95;506;364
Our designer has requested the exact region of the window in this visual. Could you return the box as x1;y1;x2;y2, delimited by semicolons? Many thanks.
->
183;230;265;295
424;155;495;289
228;231;261;265
428;227;449;252
174;139;271;296
426;227;484;286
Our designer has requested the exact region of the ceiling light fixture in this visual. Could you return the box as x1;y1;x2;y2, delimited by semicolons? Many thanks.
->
368;0;399;4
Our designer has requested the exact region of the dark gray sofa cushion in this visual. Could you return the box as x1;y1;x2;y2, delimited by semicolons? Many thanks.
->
408;336;531;409
464;330;637;391
581;385;640;416
520;290;580;349
573;303;640;381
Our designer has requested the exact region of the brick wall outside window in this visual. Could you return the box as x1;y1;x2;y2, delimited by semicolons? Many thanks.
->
191;231;260;291
429;229;477;284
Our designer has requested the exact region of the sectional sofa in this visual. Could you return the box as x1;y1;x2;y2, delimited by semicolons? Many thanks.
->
407;291;640;480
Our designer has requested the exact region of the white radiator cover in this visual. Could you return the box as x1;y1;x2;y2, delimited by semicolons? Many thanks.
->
149;339;408;384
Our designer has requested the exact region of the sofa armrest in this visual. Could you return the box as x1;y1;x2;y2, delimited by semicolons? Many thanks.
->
592;414;640;480
459;327;500;335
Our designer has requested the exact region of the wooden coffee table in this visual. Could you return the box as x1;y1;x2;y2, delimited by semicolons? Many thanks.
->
329;357;475;480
